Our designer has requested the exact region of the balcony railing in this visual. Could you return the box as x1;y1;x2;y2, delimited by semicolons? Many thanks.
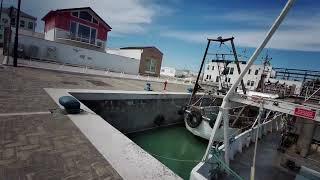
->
69;34;94;44
56;33;103;48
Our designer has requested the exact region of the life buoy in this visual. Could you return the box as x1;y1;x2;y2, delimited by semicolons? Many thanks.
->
185;110;202;128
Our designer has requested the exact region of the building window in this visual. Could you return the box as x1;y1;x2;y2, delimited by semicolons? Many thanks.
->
247;80;250;86
73;11;98;24
230;67;234;75
225;77;228;82
93;18;98;24
255;69;259;75
70;21;77;38
11;18;15;26
90;28;96;44
216;76;219;82
79;11;93;22
70;22;97;45
28;22;33;30
206;75;209;79
78;24;91;43
212;66;214;70
72;11;79;17
20;20;25;28
248;69;251;74
209;75;212;80
145;58;156;73
207;65;210;70
2;18;8;24
250;81;254;86
228;78;231;82
223;67;230;75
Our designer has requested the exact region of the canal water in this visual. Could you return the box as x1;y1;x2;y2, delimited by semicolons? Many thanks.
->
127;124;208;180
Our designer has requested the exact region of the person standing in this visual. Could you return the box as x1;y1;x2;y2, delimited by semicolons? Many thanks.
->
163;80;168;90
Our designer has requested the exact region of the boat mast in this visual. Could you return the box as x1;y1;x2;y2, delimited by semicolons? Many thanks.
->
202;0;297;169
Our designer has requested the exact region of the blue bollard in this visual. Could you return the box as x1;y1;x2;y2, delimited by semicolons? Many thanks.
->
144;82;152;91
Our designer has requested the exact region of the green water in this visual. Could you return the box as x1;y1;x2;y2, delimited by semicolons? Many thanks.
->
128;125;208;180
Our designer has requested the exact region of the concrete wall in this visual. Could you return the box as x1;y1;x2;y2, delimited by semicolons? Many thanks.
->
13;34;140;74
106;48;142;60
71;92;190;134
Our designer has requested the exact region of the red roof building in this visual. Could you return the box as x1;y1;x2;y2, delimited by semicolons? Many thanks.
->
42;7;112;51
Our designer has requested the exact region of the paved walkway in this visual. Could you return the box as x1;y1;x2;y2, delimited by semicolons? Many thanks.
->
0;65;190;179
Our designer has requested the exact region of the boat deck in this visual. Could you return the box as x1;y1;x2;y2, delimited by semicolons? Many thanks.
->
229;132;296;180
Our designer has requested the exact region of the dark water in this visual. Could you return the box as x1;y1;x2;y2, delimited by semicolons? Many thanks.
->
128;125;208;180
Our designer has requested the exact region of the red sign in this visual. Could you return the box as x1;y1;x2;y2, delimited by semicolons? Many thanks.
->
294;107;316;120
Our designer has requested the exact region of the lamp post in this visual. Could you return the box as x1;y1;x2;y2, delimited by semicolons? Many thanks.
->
0;0;3;49
13;0;21;67
0;0;3;24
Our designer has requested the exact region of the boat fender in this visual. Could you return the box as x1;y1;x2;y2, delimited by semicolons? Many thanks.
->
154;114;165;126
177;106;187;115
185;110;202;128
59;96;81;114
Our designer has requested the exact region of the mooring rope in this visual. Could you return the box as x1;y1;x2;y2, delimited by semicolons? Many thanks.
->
146;149;244;180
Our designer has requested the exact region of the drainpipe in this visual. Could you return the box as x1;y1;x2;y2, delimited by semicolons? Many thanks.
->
203;0;296;161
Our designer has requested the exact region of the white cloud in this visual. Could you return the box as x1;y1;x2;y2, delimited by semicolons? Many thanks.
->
162;10;320;52
18;0;165;35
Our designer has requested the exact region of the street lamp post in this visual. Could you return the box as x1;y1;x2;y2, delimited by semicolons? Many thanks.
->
13;0;21;67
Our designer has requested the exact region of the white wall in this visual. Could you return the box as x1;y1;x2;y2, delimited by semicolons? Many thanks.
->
106;48;142;60
15;34;140;75
203;62;271;90
160;67;176;77
44;29;55;41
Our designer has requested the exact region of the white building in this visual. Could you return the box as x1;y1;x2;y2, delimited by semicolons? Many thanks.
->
0;7;37;45
160;67;176;77
203;60;272;91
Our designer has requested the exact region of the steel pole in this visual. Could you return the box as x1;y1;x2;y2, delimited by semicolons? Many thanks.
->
0;0;3;25
203;0;296;160
13;0;21;67
230;38;246;94
188;39;211;105
223;107;230;166
250;104;264;180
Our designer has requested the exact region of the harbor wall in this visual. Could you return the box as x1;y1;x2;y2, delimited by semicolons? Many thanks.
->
9;34;140;75
71;92;204;134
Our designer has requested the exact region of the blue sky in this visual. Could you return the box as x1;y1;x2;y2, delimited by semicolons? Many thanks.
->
4;0;320;71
